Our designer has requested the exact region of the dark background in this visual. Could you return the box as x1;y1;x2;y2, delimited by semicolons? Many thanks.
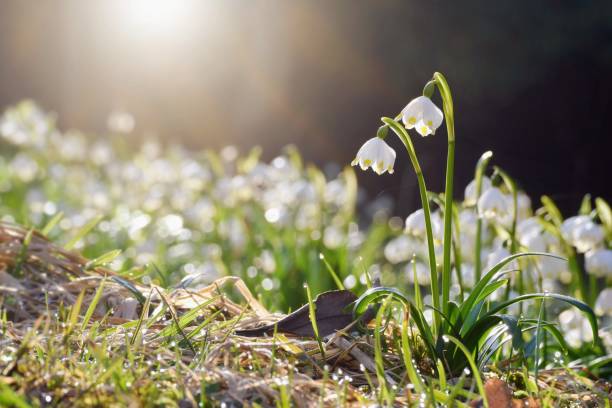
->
1;1;611;217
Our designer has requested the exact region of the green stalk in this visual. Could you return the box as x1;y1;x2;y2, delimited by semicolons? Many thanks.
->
433;72;455;318
474;152;493;281
382;117;440;331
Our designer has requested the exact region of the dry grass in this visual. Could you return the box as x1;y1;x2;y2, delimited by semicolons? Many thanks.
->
0;222;609;407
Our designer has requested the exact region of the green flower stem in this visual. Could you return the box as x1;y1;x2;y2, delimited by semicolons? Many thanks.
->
433;72;455;317
382;117;441;331
473;151;493;281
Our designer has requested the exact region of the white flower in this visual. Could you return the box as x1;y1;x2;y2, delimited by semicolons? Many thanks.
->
485;247;513;271
585;248;612;277
477;187;510;220
573;222;604;253
534;256;569;281
595;288;612;316
515;192;532;220
517;217;542;241
558;308;593;348
560;216;604;252
405;209;442;240
401;96;444;137
464;176;492;206
405;261;431;286
384;235;417;264
351;137;396;175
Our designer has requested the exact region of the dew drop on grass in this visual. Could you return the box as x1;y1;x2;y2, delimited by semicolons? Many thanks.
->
463;367;471;375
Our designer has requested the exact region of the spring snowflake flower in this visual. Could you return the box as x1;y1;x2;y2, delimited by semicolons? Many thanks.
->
405;208;443;240
464;176;492;206
595;288;612;316
558;308;593;348
477;187;510;220
401;96;444;137
585;247;612;277
351;137;396;175
560;215;604;252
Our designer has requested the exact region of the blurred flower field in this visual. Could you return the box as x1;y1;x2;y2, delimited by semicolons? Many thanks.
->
0;98;611;406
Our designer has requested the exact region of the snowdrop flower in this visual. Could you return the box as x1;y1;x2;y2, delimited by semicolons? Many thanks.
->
517;217;542;241
464;176;492;206
520;230;548;252
573;222;604;253
534;256;569;281
485;247;513;271
585;248;612;277
405;209;442;241
515;192;532;220
401;96;444;137
351;137;396;175
323;225;345;249
558;308;593;348
595;288;612;316
561;216;603;252
459;209;479;236
384;235;417;264
477;187;510;220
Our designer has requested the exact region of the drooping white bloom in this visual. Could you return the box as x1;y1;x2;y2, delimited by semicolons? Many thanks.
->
477;187;510;220
517;217;542;241
401;96;444;137
405;208;442;240
573;222;605;253
351;137;396;175
585;248;612;277
595;288;612;316
534;256;569;281
515;192;532;220
520;230;548;252
485;247;512;271
464;176;492;206
405;209;426;236
558;308;593;348
384;235;417;264
560;215;604;252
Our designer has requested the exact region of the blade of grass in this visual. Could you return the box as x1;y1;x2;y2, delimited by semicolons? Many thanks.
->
64;215;103;250
81;277;106;331
305;283;325;360
319;253;344;290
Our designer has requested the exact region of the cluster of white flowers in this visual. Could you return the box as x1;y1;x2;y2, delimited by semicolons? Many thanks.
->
351;94;610;347
0;101;377;308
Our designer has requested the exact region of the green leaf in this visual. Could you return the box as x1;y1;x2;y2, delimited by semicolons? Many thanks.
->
85;250;122;271
595;197;612;238
0;383;31;408
64;215;103;250
319;253;344;290
460;252;564;322
442;335;489;408
473;278;509;306
485;293;599;347
110;276;145;305
81;277;106;330
41;211;64;236
541;196;563;226
353;286;436;356
579;194;592;215
12;228;33;278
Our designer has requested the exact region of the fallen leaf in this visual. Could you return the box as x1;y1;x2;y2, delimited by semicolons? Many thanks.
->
470;378;513;408
236;289;370;337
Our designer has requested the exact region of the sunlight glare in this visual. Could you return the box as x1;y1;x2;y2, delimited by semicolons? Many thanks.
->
119;0;194;35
